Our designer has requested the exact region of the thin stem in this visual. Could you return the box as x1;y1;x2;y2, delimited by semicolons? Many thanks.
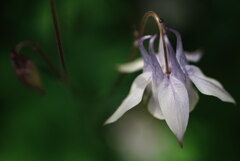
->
50;0;67;76
16;41;63;79
139;11;170;74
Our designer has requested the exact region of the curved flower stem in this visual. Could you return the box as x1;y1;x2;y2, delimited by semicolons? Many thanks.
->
50;0;68;77
139;11;170;74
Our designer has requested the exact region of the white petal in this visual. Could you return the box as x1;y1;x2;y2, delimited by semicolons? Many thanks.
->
186;79;199;112
117;58;144;73
105;72;152;124
186;65;235;103
158;76;189;144
148;82;164;120
184;50;203;63
148;96;165;120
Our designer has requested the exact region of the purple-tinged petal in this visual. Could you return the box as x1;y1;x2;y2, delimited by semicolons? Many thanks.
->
138;35;152;71
167;28;188;67
186;79;199;111
158;75;189;144
186;65;236;103
185;50;203;63
164;35;186;83
157;33;166;69
149;35;164;83
148;96;164;120
105;72;152;124
148;78;164;120
161;34;196;111
117;58;144;73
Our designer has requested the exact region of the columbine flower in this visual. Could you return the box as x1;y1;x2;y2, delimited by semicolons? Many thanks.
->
105;14;235;145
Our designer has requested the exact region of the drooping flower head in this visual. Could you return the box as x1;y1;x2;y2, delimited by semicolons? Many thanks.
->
105;11;235;146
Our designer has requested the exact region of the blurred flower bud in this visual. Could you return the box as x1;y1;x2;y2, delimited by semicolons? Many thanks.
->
11;51;44;94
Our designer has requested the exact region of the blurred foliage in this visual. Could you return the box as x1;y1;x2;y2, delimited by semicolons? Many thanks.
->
0;0;240;161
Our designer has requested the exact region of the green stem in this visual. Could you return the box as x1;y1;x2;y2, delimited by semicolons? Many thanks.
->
50;0;67;77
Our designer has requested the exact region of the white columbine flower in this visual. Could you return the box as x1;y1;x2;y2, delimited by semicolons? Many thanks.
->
105;26;235;145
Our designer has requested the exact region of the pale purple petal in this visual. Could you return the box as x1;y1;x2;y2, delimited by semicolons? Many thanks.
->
186;79;199;111
157;33;166;69
158;75;189;144
149;35;164;74
164;35;186;83
148;96;164;120
148;80;164;120
138;35;152;71
117;58;144;73
186;65;236;103
149;35;164;86
105;72;152;124
184;50;203;63
167;28;188;67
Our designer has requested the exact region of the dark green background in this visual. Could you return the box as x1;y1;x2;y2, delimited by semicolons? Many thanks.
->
0;0;239;161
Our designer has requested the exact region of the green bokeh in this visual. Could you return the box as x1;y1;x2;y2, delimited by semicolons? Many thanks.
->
0;0;240;161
